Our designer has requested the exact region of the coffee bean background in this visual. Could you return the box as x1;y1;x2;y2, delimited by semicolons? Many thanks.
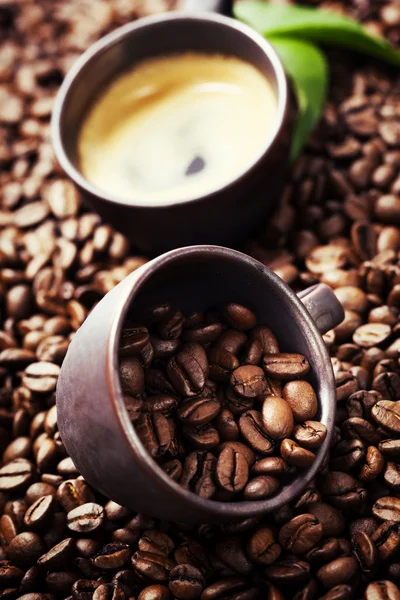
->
0;0;400;598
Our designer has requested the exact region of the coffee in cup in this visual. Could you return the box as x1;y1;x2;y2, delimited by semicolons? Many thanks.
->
77;52;277;203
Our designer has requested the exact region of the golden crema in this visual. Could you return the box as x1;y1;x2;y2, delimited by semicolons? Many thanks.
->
78;52;277;203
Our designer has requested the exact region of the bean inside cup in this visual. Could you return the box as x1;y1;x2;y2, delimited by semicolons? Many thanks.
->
119;301;327;502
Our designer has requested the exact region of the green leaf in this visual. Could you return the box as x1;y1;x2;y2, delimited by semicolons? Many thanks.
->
269;36;328;160
234;1;400;66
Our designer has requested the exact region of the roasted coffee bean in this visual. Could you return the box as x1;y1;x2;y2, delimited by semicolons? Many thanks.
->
246;527;280;565
93;583;126;600
320;472;366;510
279;514;323;555
72;579;101;600
177;398;220;428
347;390;381;418
136;414;172;458
56;479;95;513
214;330;248;355
364;580;400;600
359;445;385;481
243;475;279;500
151;337;180;360
307;503;345;537
23;494;54;529
293;421;327;449
280;439;316;467
265;557;310;585
350;518;378;538
161;460;182;482
46;571;79;595
201;577;258;600
224;388;254;416
230;366;266;398
0;560;24;584
3;436;32;464
330;439;365;472
180;452;216;499
183;423;219;450
352;530;377;574
145;370;176;396
372;496;400;521
37;537;75;570
293;487;322;509
335;371;359;402
218;442;255;467
249;325;279;354
167;344;208;397
241;339;263;366
221;304;256;331
208;349;239;383
138;585;171;600
158;312;184;341
66;503;105;533
319;584;354;600
215;536;253;575
342;416;381;444
316;556;358;589
132;551;175;583
214;409;239;441
305;538;341;567
182;323;223;345
120;325;150;356
215;446;248;494
138;530;174;557
7;531;46;566
174;539;211;576
282;381;318;422
373;373;400;401
143;396;178;416
251;457;289;477
239;411;274;455
263;353;310;380
371;521;400;561
22;362;60;394
262;396;294;440
0;458;35;492
92;543;130;569
372;400;400;434
0;514;18;545
119;357;145;397
168;564;205;599
124;395;143;422
379;439;400;459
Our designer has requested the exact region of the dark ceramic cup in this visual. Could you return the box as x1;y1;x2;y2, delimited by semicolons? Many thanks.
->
51;9;291;255
56;246;344;523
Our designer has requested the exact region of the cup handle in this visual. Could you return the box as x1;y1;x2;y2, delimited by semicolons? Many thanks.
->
297;283;344;335
178;0;232;15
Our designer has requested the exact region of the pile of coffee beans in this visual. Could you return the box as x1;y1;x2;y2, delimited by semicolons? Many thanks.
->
119;304;326;501
1;0;400;598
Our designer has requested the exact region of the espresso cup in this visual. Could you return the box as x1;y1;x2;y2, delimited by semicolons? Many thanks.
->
51;10;291;255
56;246;344;523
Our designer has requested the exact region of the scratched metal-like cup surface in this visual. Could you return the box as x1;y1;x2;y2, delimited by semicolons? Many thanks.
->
57;246;344;523
51;12;291;255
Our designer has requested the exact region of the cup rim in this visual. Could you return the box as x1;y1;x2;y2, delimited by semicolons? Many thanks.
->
51;11;288;209
107;245;335;519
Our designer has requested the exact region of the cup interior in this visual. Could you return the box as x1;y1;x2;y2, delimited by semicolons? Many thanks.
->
53;13;287;207
115;246;335;518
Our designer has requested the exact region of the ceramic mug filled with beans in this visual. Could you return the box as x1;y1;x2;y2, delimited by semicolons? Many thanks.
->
56;245;344;523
